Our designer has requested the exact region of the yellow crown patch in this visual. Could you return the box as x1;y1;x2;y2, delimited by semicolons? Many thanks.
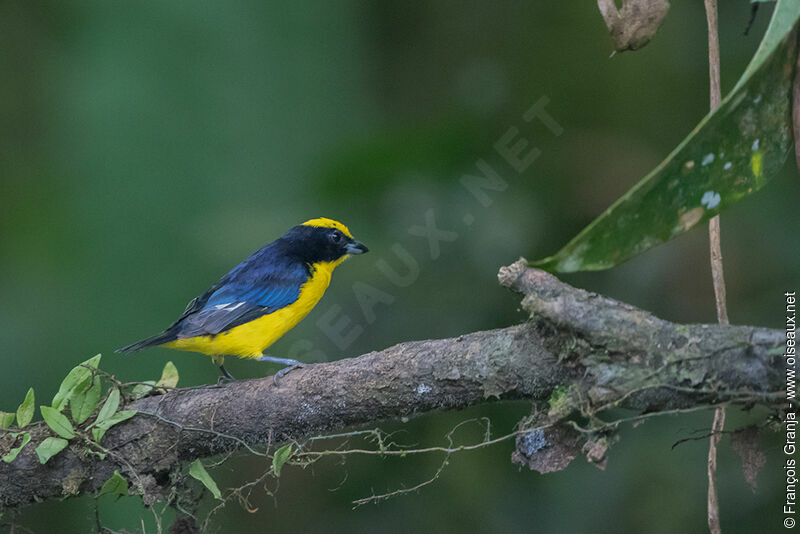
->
301;218;353;238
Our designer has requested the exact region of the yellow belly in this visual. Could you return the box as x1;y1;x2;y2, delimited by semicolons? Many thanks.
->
162;259;343;359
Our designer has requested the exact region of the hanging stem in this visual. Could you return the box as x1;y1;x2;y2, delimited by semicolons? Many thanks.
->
703;1;728;533
705;0;728;325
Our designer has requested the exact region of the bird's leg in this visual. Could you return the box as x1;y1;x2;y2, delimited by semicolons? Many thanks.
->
257;355;305;386
218;365;235;383
212;354;235;383
257;355;304;367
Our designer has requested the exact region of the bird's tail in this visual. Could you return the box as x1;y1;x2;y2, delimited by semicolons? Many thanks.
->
116;331;177;354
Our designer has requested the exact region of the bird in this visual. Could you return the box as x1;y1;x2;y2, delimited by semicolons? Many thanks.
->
117;217;368;381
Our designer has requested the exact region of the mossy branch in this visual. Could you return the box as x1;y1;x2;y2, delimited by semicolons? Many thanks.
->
0;261;785;511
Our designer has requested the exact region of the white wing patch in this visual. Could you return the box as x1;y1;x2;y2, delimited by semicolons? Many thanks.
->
213;302;246;311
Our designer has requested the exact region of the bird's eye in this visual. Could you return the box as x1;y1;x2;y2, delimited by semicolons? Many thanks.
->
329;231;342;243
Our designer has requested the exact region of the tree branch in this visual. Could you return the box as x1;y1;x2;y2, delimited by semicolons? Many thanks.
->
0;261;784;511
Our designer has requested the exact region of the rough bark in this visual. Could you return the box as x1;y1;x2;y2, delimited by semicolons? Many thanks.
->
0;261;784;511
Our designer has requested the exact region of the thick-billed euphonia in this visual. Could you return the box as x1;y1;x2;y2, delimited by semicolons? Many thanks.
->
117;218;368;380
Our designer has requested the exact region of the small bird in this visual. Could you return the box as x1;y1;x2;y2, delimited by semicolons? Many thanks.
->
117;218;368;381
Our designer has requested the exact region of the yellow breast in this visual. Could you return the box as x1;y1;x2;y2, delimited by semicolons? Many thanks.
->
163;258;345;359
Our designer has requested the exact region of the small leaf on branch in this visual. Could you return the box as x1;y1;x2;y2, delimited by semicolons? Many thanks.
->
189;460;222;500
16;388;35;428
70;376;102;425
0;412;14;429
1;432;31;463
52;354;101;411
131;381;156;400
98;470;129;499
93;388;120;426
272;444;293;477
35;437;69;465
156;361;179;389
91;410;136;442
40;406;75;439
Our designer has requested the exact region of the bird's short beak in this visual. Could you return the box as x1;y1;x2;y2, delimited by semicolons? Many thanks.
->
346;240;369;255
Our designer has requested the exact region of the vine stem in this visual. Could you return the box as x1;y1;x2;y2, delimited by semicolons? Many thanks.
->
703;1;728;533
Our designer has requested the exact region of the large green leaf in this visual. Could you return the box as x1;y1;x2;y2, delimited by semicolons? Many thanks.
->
534;1;799;272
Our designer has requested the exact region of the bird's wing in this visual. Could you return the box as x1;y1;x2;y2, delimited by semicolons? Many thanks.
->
174;261;309;337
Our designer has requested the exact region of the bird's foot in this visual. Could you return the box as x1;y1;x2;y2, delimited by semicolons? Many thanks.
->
217;365;235;384
272;363;305;386
257;355;306;386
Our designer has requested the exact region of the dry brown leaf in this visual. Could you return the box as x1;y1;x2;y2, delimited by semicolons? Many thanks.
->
511;426;582;474
597;0;670;53
730;425;766;492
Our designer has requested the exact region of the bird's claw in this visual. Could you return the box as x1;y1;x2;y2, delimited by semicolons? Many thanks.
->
217;365;235;384
272;363;305;387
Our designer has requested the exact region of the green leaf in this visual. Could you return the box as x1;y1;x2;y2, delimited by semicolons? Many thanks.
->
2;432;30;463
272;444;293;477
533;1;800;272
94;388;120;426
16;388;35;428
156;361;179;389
98;470;129;499
102;409;137;428
130;381;155;400
35;437;68;464
70;376;102;425
52;354;101;411
40;406;75;439
91;410;137;442
130;381;156;400
0;412;14;430
189;460;222;500
86;449;106;460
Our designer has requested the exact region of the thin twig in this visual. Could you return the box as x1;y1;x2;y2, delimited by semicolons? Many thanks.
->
135;410;269;457
703;1;727;533
704;0;728;326
708;218;728;325
707;406;725;533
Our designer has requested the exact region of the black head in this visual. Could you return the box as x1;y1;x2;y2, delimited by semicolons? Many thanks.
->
280;218;368;264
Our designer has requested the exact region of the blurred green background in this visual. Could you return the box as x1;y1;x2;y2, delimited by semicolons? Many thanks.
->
1;1;797;533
